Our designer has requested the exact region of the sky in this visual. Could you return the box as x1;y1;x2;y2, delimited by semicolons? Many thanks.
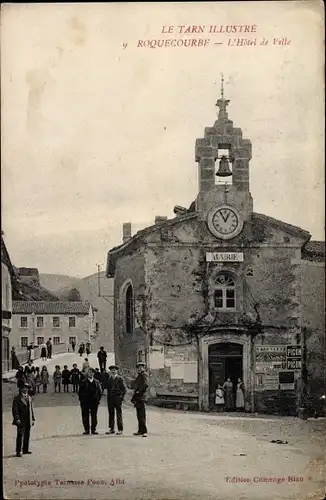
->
1;2;324;278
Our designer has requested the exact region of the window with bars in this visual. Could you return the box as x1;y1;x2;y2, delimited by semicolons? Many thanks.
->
52;317;60;328
36;317;44;328
20;317;28;328
69;316;76;328
214;273;236;310
69;336;76;345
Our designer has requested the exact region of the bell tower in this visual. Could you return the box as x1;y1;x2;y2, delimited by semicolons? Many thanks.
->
195;76;253;225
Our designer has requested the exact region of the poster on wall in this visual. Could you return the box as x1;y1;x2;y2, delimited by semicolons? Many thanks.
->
171;361;184;380
255;346;286;374
149;346;165;370
183;361;198;383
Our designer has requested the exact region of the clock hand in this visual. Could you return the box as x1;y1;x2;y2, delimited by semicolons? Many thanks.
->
224;212;230;222
220;211;227;223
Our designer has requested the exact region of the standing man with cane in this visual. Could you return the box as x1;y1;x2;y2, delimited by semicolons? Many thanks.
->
131;362;148;437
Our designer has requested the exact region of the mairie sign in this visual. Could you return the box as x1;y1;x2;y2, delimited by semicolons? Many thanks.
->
206;252;244;262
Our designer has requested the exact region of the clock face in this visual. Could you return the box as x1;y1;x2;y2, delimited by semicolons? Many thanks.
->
207;204;243;240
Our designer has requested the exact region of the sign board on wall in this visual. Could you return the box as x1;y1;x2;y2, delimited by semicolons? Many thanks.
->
255;346;286;376
183;361;198;383
286;345;302;358
286;345;302;371
149;346;165;370
171;362;184;379
287;359;302;370
256;373;279;391
206;252;244;262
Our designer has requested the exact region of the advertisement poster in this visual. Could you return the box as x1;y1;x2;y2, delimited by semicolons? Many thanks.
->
149;345;165;370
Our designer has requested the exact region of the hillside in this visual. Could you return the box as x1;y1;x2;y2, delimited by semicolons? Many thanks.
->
39;274;79;293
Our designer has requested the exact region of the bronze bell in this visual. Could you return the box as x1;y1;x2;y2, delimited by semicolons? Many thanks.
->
216;156;232;177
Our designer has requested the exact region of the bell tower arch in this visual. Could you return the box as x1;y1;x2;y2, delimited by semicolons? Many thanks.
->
195;75;253;223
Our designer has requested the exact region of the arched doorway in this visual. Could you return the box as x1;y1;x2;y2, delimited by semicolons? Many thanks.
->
208;342;243;409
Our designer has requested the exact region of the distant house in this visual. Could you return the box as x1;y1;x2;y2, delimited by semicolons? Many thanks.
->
11;301;97;350
58;271;114;352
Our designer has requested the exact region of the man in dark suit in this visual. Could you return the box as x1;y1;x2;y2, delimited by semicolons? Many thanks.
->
131;362;148;437
97;346;107;372
12;383;35;457
78;368;102;435
105;365;126;435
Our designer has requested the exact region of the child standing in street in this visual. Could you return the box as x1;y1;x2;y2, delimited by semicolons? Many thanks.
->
53;366;62;393
62;365;71;392
70;364;80;393
215;384;225;412
40;366;49;393
34;367;41;394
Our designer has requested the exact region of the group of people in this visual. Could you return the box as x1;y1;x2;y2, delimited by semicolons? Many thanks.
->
78;342;92;357
10;340;54;372
215;377;245;411
12;353;149;458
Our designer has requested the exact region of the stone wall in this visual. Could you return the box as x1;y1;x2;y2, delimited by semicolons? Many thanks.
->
301;260;325;395
113;248;146;372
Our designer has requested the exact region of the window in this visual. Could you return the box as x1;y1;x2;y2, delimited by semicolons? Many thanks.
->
96;322;99;333
20;317;28;328
53;336;60;345
20;336;29;348
125;284;134;333
36;317;44;328
52;317;60;328
214;273;236;309
69;336;76;345
37;336;44;345
69;316;76;328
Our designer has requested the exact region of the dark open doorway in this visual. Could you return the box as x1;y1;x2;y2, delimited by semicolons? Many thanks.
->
208;342;243;409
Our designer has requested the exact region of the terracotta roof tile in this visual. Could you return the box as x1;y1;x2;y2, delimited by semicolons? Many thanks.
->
12;301;92;315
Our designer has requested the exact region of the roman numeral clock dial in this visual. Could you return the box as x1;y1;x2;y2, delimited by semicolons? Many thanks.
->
207;204;244;240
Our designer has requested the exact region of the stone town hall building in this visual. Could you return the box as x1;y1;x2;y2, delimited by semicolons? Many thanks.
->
106;89;325;414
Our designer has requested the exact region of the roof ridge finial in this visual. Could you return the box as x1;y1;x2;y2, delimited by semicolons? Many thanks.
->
221;72;224;99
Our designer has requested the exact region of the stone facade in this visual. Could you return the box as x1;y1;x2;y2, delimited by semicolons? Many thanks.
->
106;89;324;414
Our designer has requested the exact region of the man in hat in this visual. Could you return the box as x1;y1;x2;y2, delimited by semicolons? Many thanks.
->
12;383;35;457
78;367;102;435
97;346;107;373
105;365;126;435
131;362;148;437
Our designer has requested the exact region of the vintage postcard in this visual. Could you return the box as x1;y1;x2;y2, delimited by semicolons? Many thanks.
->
1;2;325;500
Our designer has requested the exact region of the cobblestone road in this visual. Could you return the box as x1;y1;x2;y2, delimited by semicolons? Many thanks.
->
3;383;325;500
